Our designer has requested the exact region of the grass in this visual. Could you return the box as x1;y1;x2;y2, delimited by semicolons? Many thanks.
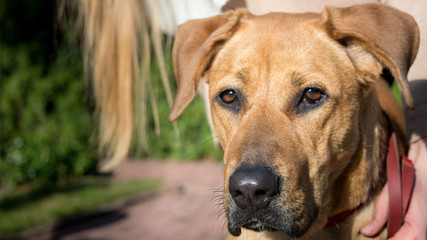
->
0;177;162;236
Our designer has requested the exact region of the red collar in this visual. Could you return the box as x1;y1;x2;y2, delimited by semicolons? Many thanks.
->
324;205;362;228
323;133;415;232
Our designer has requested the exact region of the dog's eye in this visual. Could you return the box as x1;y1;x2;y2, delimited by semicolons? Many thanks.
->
216;89;241;112
296;88;327;113
219;89;237;104
302;88;323;104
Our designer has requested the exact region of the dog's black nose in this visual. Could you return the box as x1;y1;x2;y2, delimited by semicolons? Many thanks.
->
229;166;279;211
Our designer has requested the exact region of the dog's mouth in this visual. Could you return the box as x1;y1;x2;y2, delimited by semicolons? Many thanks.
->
228;214;306;237
228;218;279;236
227;200;318;238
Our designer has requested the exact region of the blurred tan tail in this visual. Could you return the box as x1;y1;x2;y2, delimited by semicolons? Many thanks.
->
72;0;176;172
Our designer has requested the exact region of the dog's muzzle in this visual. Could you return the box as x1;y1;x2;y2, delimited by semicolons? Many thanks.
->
227;165;282;236
227;165;317;237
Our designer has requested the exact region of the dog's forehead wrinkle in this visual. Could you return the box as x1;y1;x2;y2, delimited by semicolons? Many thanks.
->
212;30;354;100
236;67;248;82
290;72;304;87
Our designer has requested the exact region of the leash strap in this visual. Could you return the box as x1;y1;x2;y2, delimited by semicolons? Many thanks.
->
387;133;416;238
401;157;415;216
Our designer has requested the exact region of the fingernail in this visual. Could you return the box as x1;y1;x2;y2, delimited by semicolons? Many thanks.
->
361;222;376;234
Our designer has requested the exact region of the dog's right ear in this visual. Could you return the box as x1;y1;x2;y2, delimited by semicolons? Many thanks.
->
168;9;250;122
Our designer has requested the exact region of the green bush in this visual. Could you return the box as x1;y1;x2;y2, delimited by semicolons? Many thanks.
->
0;0;222;191
0;46;98;188
0;44;221;189
0;0;100;189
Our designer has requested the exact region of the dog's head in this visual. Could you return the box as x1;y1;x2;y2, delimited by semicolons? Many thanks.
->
169;4;419;238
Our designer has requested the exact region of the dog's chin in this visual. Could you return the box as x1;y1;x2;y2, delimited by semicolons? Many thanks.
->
243;219;279;232
227;205;318;238
228;219;278;237
228;218;309;238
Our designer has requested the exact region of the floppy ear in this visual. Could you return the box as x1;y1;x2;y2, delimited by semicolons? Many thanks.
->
322;3;419;109
168;9;250;122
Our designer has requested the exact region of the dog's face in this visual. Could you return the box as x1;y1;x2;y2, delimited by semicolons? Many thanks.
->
208;14;366;236
169;4;418;238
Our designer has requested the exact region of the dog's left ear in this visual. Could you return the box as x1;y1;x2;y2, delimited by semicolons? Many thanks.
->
323;3;419;109
168;10;250;122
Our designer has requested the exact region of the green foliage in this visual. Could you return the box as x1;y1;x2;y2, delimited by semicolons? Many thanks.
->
0;0;222;192
138;55;223;161
0;177;162;236
0;45;98;188
146;94;223;161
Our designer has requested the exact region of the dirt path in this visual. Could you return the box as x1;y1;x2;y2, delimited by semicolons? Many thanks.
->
49;160;228;240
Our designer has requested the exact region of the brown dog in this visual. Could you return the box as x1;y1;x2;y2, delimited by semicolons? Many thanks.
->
169;3;419;239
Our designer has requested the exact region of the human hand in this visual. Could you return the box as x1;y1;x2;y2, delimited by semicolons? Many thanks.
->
360;137;427;239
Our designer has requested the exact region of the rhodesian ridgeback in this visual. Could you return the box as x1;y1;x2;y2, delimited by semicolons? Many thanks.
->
169;3;419;239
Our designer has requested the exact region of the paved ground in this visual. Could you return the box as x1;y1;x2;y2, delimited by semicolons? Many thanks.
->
44;160;228;240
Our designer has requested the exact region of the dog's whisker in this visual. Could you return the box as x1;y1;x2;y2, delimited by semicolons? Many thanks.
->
207;186;226;218
207;199;223;214
212;189;224;193
179;136;220;159
197;136;218;149
216;209;227;223
221;217;229;237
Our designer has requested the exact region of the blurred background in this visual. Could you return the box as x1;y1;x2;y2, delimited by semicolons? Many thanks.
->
0;0;409;239
0;0;225;239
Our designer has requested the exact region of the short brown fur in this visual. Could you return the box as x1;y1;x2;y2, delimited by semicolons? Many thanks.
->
170;3;419;240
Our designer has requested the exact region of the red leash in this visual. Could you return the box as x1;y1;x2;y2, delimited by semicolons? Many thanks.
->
324;133;416;237
387;133;416;237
